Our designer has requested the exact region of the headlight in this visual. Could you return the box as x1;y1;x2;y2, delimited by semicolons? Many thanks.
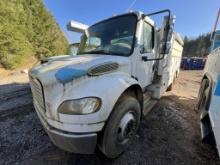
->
58;97;101;115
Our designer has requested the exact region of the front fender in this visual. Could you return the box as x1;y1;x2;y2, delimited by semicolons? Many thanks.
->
54;72;141;126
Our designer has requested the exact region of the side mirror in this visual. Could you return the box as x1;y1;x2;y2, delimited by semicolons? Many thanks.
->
142;10;174;61
159;15;174;55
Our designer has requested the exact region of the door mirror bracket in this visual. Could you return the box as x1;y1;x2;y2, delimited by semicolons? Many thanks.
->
142;56;148;61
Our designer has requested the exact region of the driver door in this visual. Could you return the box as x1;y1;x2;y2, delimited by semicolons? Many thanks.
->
135;21;155;88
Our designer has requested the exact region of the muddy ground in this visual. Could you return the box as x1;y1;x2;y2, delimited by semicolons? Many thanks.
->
0;70;220;165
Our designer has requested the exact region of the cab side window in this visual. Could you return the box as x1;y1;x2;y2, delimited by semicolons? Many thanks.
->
143;22;154;53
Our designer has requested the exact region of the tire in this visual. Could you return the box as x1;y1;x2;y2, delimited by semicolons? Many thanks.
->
99;95;141;159
197;79;209;111
167;83;173;91
167;76;175;91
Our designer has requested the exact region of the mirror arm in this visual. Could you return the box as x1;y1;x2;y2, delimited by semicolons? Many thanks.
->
143;55;165;61
143;9;171;60
141;52;165;61
142;56;148;61
143;9;171;18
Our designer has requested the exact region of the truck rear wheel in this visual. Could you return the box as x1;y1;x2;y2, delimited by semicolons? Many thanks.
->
197;79;209;110
167;76;176;91
99;95;141;159
167;82;173;91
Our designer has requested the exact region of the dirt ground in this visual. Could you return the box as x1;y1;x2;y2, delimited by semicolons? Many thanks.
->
0;70;220;165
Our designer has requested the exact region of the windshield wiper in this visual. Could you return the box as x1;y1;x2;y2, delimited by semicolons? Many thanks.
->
78;50;112;55
78;50;128;56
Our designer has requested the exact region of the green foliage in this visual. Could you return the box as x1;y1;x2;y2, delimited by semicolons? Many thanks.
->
183;33;211;57
0;0;68;69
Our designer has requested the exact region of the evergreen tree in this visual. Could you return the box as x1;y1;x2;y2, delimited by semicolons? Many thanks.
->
0;0;68;69
183;33;211;57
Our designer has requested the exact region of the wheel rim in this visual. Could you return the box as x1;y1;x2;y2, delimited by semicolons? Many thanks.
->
117;111;136;144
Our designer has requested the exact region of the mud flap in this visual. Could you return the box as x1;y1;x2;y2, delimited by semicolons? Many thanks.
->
200;113;216;146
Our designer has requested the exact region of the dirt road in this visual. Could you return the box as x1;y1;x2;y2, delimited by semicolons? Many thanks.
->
0;71;220;165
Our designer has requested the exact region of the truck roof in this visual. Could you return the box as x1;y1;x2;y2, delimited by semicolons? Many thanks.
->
89;11;155;28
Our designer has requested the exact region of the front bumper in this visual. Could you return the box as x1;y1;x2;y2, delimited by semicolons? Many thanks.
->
47;128;97;154
35;108;97;154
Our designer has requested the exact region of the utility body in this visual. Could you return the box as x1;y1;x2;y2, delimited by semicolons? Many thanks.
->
29;10;183;158
197;9;220;156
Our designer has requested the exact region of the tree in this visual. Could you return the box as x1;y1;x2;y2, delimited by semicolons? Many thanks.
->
0;0;68;69
183;33;211;57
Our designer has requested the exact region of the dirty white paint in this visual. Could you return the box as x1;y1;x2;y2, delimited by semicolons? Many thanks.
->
29;11;183;150
203;48;220;156
30;54;136;132
167;35;183;84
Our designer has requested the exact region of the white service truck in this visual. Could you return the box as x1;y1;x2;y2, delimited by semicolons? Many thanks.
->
197;9;220;156
29;10;183;158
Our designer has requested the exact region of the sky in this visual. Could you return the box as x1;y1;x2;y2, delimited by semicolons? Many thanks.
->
44;0;220;43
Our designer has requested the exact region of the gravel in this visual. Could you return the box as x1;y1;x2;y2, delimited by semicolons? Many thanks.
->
0;71;220;165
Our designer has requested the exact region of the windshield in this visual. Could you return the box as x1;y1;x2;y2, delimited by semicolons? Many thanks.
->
78;14;137;56
213;34;220;50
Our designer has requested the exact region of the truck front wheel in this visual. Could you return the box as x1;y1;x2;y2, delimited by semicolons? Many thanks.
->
99;95;141;158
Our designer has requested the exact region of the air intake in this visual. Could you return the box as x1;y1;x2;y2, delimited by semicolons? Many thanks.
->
88;62;119;76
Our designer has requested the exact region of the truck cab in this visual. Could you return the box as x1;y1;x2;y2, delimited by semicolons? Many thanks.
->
29;10;183;158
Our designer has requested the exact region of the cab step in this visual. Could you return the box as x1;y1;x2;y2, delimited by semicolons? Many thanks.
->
143;91;153;103
143;99;158;116
200;114;216;146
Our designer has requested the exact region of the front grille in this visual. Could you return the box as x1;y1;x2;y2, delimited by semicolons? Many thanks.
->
30;77;45;112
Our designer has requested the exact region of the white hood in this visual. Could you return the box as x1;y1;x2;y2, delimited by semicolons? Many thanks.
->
29;54;131;85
